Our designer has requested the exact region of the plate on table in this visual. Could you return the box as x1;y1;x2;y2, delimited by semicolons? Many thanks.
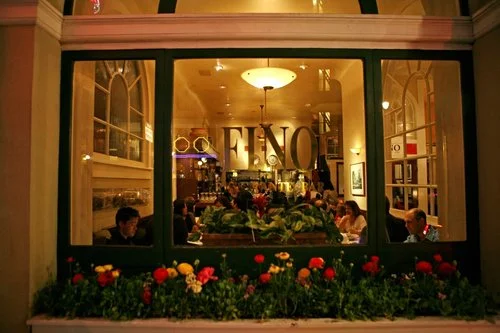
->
187;240;203;246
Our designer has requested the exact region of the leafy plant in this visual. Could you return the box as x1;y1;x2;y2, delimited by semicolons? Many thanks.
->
200;204;342;245
33;253;497;321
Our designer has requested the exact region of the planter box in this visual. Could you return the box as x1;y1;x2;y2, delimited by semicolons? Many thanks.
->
202;232;328;246
28;316;500;333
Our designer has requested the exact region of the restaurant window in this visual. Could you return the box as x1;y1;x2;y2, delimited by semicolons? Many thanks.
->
70;59;155;246
173;58;366;247
376;0;461;16
72;0;160;15
382;59;466;242
175;0;361;14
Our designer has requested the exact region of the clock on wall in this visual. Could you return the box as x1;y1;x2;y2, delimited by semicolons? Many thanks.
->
266;154;279;166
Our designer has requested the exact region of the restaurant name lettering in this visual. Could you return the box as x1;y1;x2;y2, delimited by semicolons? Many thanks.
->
223;124;318;170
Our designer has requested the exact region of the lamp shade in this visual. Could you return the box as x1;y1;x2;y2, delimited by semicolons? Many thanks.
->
241;67;296;89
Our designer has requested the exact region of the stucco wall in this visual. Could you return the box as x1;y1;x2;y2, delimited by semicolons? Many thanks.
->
473;25;500;301
0;25;36;333
0;22;60;333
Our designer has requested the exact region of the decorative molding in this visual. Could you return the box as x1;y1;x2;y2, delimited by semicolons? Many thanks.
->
473;0;500;39
0;0;62;40
28;316;500;333
61;14;474;51
37;0;63;40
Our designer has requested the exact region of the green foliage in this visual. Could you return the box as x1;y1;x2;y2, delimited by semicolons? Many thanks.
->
201;204;342;244
34;254;495;321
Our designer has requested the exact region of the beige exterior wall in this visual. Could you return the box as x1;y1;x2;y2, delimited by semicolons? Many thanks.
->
0;25;36;333
0;11;60;333
473;25;500;301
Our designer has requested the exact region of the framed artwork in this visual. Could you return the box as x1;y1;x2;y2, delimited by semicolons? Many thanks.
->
336;162;344;196
350;162;365;196
326;136;340;159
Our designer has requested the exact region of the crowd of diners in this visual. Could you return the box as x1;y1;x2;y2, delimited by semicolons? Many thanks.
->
104;177;439;246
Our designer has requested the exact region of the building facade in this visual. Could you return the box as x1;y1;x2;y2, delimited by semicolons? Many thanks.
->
0;0;499;331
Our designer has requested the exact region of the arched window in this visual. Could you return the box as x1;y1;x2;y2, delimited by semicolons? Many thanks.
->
93;60;144;162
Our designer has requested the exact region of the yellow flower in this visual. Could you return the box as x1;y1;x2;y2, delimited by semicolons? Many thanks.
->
167;267;178;279
177;263;194;275
298;268;311;280
286;262;293;268
111;270;120;278
103;264;113;271
185;272;197;284
95;266;106;274
268;264;280;274
187;281;203;294
275;252;290;261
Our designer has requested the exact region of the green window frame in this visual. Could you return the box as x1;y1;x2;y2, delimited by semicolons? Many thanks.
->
58;49;479;282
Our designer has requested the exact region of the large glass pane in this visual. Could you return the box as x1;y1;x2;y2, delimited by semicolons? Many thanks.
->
71;60;155;246
72;0;160;15
377;0;461;16
382;59;466;243
176;0;360;14
110;76;129;129
173;58;366;247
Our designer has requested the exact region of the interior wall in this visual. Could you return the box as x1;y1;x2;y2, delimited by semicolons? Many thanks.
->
0;25;36;333
337;61;367;210
473;25;500;301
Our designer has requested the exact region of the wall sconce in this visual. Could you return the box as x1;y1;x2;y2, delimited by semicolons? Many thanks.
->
350;147;361;155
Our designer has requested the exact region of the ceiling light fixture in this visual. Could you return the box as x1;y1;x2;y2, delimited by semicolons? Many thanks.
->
241;59;296;90
214;61;223;72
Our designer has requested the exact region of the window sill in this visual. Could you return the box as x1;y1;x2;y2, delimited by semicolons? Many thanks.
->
28;316;499;333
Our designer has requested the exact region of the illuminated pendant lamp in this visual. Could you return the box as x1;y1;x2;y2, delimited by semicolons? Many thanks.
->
241;59;296;90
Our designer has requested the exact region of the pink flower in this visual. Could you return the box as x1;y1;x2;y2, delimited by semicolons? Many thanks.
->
323;267;336;281
254;254;265;264
197;267;218;285
66;257;75;263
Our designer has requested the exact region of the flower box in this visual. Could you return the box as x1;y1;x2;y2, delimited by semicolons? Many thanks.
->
28;316;500;333
201;232;328;246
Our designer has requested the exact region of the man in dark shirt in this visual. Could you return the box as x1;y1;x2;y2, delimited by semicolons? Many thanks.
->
385;197;409;243
107;207;140;246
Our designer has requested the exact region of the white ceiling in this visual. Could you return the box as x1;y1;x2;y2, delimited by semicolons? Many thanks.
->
174;58;357;124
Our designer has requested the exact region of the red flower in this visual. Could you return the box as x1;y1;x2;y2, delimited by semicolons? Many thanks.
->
142;287;152;305
437;262;457;278
72;273;84;285
153;267;169;285
415;261;433;275
254;254;265;264
371;256;380;264
97;271;115;287
66;257;75;263
433;254;443;263
197;267;218;285
308;257;325;269
323;267;336;281
362;261;380;276
259;272;272;284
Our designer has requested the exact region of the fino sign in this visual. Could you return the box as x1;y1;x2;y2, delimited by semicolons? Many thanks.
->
222;124;318;171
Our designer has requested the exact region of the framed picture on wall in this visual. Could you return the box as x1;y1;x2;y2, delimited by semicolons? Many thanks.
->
336;162;344;196
350;162;365;196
